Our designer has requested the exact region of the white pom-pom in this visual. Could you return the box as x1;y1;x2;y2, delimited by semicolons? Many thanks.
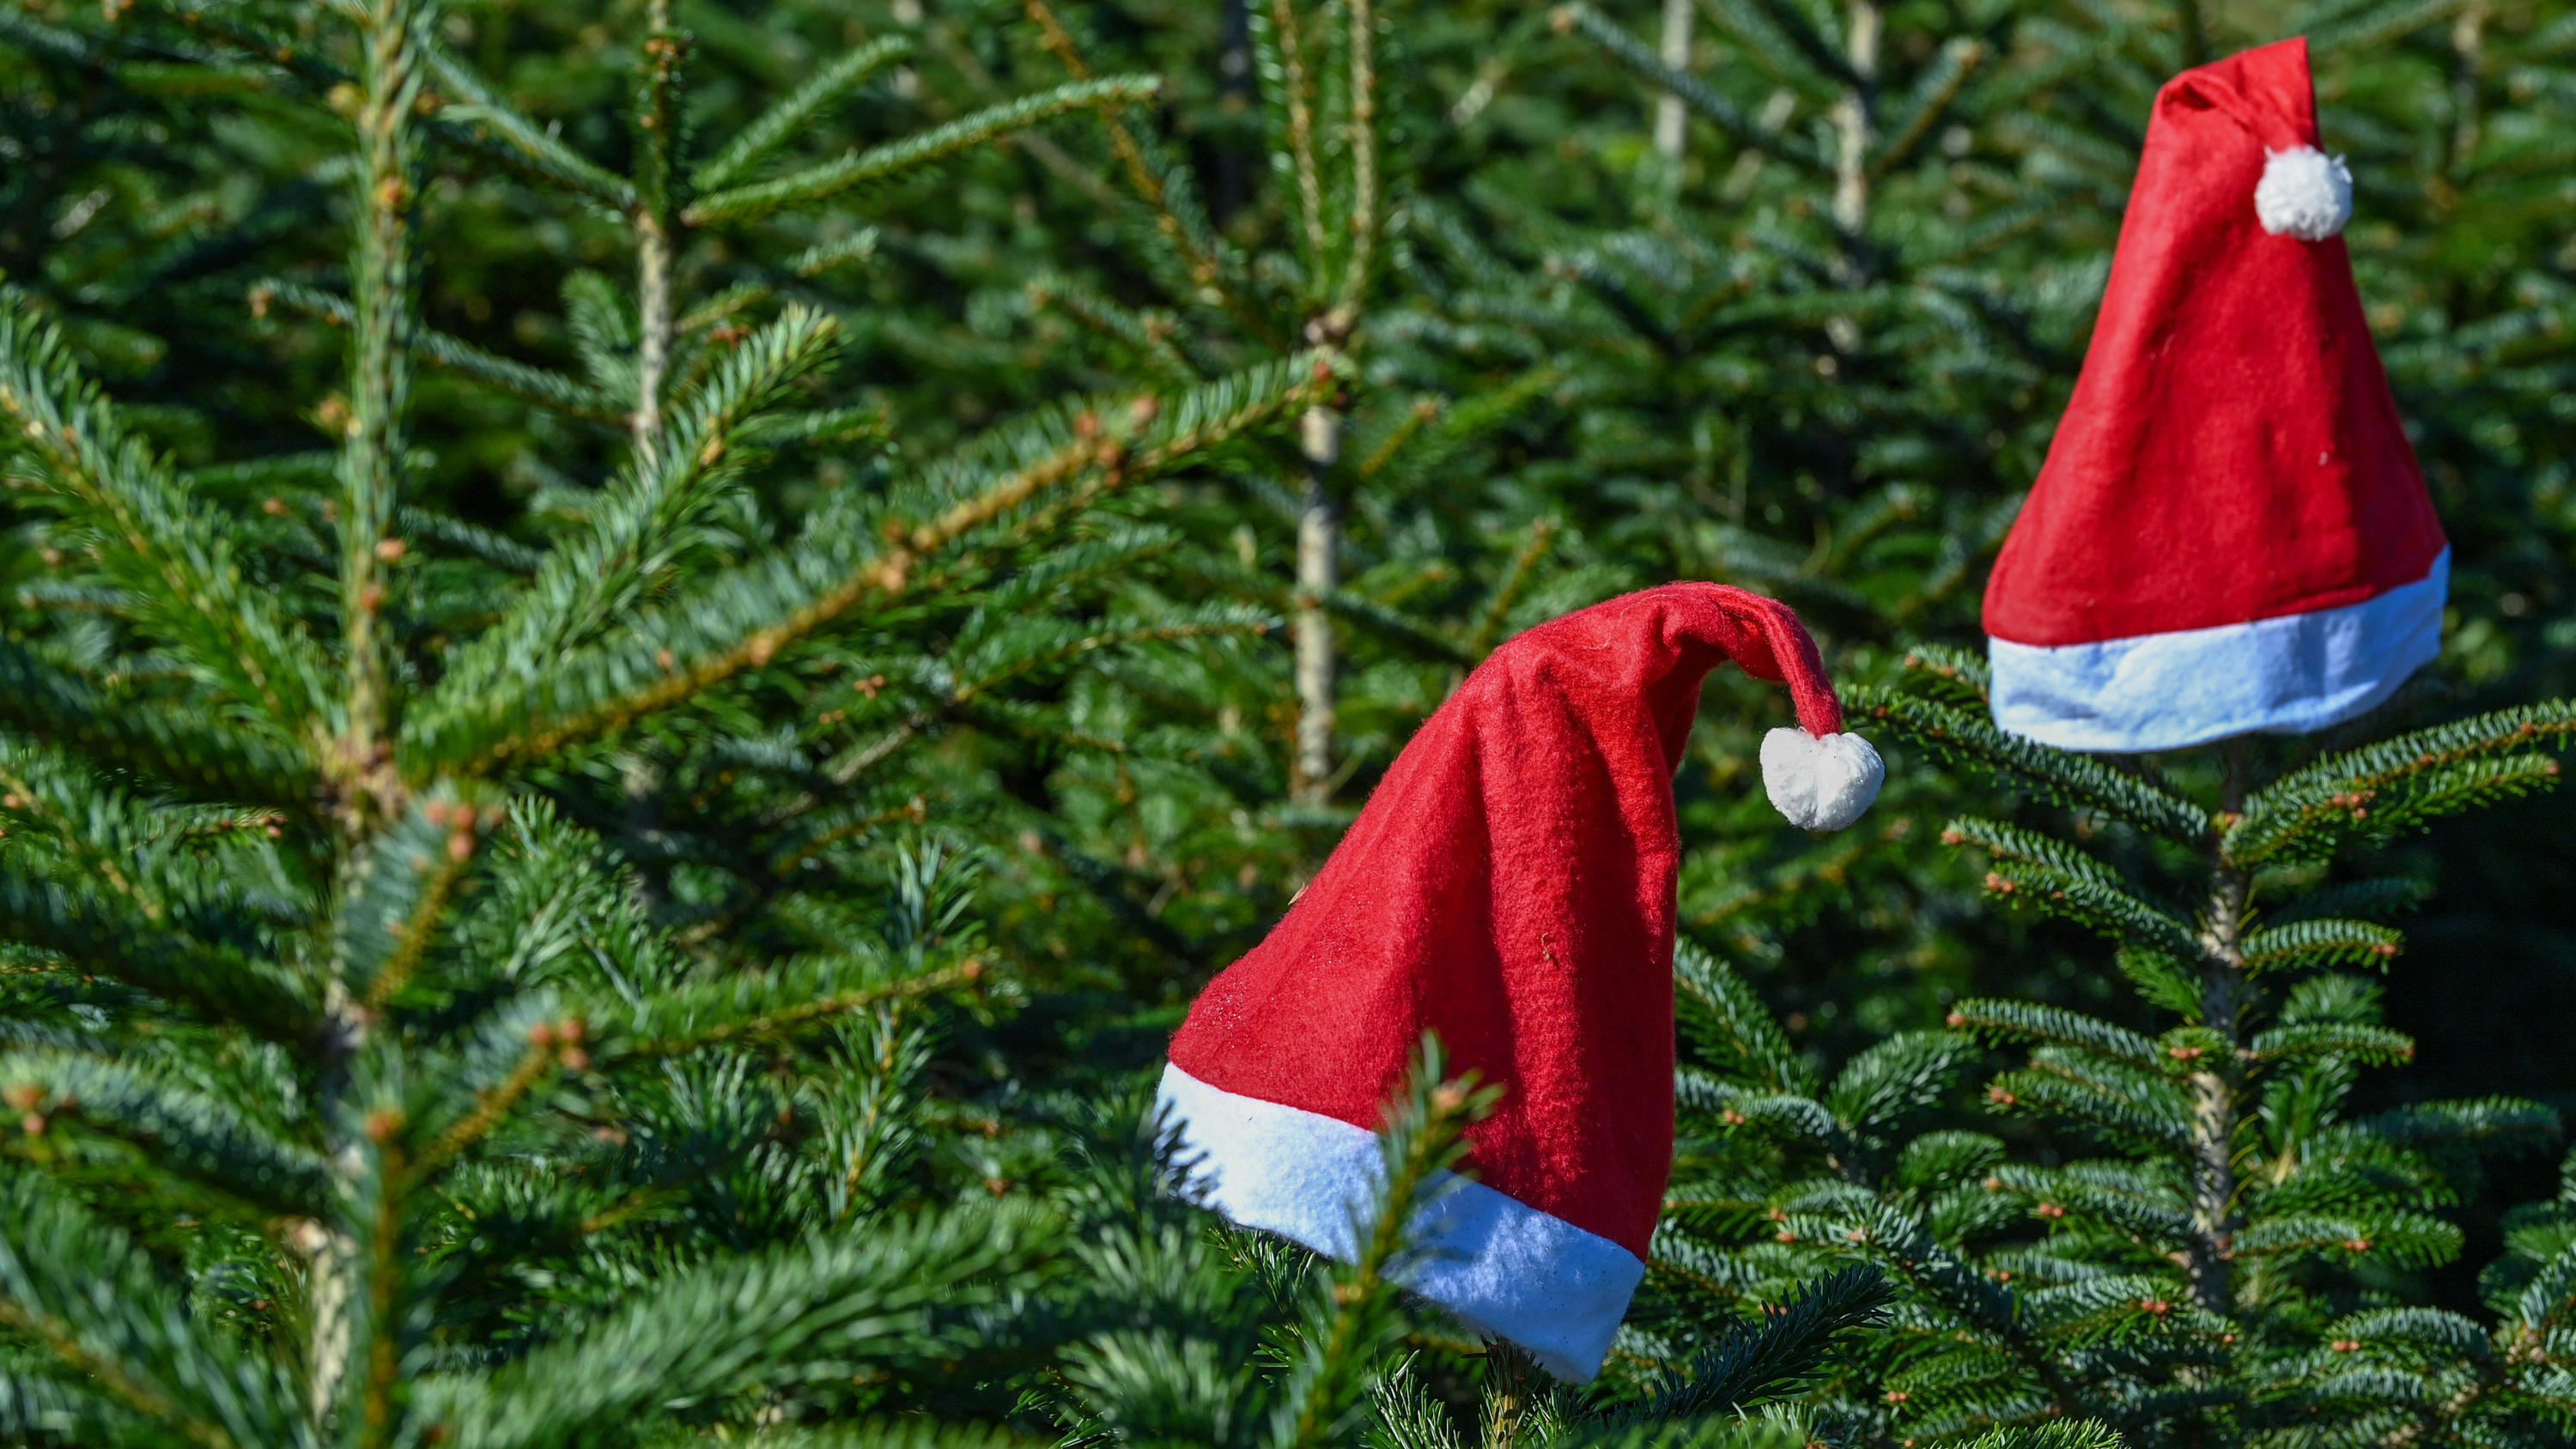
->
1760;728;1885;832
2254;146;2352;240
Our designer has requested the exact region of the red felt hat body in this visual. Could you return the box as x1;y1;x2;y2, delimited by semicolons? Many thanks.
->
1982;38;2447;752
1159;583;1856;1382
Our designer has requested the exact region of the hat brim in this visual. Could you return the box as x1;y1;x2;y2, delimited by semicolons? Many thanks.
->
1988;548;2446;753
1156;1061;1644;1382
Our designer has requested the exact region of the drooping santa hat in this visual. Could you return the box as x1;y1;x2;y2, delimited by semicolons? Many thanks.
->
1983;37;2448;752
1158;583;1881;1381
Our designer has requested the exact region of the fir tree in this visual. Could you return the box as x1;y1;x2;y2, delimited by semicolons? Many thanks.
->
1606;652;2576;1446
0;0;1349;1439
4;0;2576;1444
0;2;1907;1444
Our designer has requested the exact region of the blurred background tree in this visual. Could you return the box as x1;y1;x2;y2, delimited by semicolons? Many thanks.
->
1;0;2573;1437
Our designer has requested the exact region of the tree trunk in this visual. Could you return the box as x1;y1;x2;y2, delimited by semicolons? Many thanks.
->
1653;0;1694;185
1293;406;1340;805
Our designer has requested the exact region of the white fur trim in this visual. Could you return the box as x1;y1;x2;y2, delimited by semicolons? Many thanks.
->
1760;729;1885;831
1156;1061;1643;1383
2255;145;2353;240
1988;549;2446;752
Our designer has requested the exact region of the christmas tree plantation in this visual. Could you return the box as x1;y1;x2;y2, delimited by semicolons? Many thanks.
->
4;0;2576;1444
1609;652;2576;1447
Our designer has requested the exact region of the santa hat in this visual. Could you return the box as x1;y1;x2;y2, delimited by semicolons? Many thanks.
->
1983;37;2448;753
1157;583;1880;1381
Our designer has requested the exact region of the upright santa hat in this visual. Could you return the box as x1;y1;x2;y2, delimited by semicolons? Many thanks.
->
1158;583;1881;1381
1983;37;2448;752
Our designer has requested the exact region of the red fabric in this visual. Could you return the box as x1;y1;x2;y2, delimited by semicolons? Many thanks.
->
1167;583;1844;1258
1983;37;2445;648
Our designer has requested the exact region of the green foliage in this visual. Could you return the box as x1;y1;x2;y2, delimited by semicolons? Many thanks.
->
3;0;2574;1444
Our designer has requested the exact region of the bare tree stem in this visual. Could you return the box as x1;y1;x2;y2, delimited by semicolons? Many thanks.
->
1653;0;1694;171
635;212;672;459
1293;405;1340;805
632;0;682;463
2186;739;2253;1316
336;0;424;822
1831;0;1880;239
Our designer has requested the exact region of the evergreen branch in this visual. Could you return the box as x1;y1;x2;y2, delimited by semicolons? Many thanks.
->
423;40;638;206
1826;1031;1979;1136
1466;516;1563;658
0;739;170;919
1322;589;1473;665
1834;1200;2103;1422
2360;1098;2559;1152
0;1364;149;1447
0;642;315;806
418;304;841;718
419;358;1324;774
1643;1235;1761;1305
1975;860;2203;963
1993;1164;2194;1242
1364;367;1560;500
1959;1423;2123;1449
1353;397;1443;482
423;1203;1062;1449
2244;1023;2415;1065
1555;4;1826;168
143;1;634;210
683;78;1161;226
673;1424;1030;1449
2115;948;2205;1018
414;1040;556;1173
1589;1267;1893;1427
2512;1243;2576;1333
1871;39;1991;178
179;450;333;497
0;6;94;63
255;281;627;421
605;959;981;1058
337;797;477;1011
1990;1051;2195;1153
1685;1079;1857;1161
0;1050;330;1215
787;229;882;277
2379;756;2569;829
1947;999;2160;1067
762;797;927;879
0;295;331;741
0;1169;307;1449
143;2;357;97
2227;702;2576;864
693;36;912;192
951;613;1280;703
734;403;891;452
1022;0;1275;341
1852;689;2205;840
2232;1212;2461;1266
1674;942;1816;1095
0;863;313;1041
1267;1039;1492;1449
2263;876;2427;925
2330;1307;2493;1361
2239;919;2405;973
2310;0;2480;52
1719;0;1864;88
1027;276;1202;385
1940;817;2130;893
396;506;545;573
